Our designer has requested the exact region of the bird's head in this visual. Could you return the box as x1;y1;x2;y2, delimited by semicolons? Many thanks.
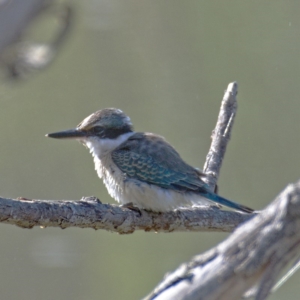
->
46;108;134;156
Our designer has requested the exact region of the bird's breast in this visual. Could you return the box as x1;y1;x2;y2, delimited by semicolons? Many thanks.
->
93;154;126;202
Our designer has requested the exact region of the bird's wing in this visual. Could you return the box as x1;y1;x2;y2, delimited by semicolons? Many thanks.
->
112;132;208;193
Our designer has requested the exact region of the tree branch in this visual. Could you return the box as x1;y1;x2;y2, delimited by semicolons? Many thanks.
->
203;81;238;189
0;196;254;233
144;180;300;300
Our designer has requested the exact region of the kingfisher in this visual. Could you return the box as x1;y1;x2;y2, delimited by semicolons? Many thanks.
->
46;108;253;213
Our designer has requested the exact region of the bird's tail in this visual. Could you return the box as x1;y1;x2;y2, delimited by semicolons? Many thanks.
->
203;191;254;214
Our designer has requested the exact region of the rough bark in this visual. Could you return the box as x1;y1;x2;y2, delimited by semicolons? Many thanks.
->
0;196;254;233
145;181;300;300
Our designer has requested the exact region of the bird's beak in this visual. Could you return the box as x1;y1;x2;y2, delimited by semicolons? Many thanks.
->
46;128;88;139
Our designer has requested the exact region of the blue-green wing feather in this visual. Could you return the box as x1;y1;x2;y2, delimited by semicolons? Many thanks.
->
112;132;208;192
112;133;254;213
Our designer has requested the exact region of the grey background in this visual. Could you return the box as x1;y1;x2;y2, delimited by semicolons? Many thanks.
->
0;1;299;299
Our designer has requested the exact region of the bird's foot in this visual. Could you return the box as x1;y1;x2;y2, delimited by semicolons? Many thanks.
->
80;196;102;204
121;202;142;216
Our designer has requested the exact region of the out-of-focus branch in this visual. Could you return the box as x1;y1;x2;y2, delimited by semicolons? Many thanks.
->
0;0;73;79
0;0;50;54
145;180;300;300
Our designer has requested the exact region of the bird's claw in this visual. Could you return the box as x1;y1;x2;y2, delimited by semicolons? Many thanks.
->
121;202;142;216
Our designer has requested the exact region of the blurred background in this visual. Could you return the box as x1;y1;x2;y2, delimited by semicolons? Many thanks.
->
0;0;299;299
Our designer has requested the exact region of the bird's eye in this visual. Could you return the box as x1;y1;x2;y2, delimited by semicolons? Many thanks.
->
91;126;104;134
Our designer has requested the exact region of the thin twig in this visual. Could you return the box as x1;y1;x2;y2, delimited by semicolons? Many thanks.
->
203;81;238;189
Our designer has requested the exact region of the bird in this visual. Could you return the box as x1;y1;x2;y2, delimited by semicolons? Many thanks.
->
46;108;254;213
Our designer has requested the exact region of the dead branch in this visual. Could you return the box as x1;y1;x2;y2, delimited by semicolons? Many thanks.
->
203;81;238;190
145;180;300;300
0;196;254;233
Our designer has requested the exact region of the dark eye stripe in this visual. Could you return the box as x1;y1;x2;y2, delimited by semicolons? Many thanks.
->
92;125;132;139
92;126;104;134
